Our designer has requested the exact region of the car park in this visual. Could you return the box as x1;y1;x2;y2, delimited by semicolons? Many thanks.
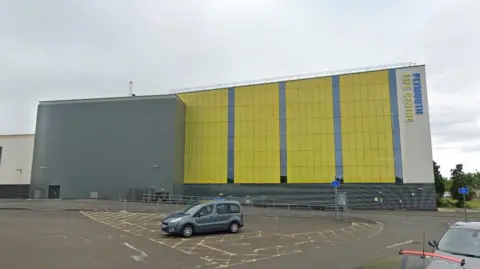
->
160;200;244;237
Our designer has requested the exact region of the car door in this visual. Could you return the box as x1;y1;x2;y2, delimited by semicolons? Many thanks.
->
192;204;215;233
214;203;232;231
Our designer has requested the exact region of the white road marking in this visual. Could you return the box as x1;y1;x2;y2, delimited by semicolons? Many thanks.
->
216;250;301;269
219;235;228;242
352;222;373;231
341;228;354;236
198;242;236;256
317;231;333;245
386;240;414;249
330;230;343;240
253;247;268;253
402;220;414;225
247;231;263;239
80;211;192;255
173;239;189;247
123;242;148;262
362;222;378;229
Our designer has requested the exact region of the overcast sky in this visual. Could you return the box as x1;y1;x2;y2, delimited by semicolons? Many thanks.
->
1;0;478;176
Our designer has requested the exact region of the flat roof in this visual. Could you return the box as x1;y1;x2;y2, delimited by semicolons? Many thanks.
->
0;134;34;139
39;94;179;105
173;62;425;94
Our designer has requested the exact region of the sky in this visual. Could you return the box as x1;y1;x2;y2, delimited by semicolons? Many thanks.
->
0;0;478;176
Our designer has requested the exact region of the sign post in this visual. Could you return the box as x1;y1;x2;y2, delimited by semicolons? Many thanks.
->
332;180;341;220
458;187;469;222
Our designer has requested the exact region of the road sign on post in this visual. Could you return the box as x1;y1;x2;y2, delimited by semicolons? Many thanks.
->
332;180;341;219
458;187;469;222
458;187;469;195
332;180;340;188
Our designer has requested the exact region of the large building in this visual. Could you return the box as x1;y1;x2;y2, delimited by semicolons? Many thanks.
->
30;64;436;209
0;134;34;198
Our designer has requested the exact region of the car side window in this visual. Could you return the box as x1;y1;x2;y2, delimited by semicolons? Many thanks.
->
216;204;229;214
197;205;214;217
229;204;240;213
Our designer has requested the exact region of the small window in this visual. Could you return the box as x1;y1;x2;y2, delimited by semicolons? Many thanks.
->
216;203;229;214
229;203;240;213
198;204;214;217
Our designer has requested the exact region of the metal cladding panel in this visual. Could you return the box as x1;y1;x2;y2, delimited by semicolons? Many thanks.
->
183;183;437;210
30;96;184;199
395;66;434;183
339;70;395;183
234;83;280;184
285;77;335;183
178;89;228;184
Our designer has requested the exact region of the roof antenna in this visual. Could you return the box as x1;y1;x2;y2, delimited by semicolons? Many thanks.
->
128;81;135;96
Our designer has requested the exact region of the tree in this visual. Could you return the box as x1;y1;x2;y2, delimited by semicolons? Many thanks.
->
433;161;445;197
444;178;453;192
470;170;480;190
450;164;473;206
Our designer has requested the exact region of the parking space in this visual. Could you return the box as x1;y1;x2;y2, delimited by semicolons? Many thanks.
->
3;203;472;268
81;211;384;268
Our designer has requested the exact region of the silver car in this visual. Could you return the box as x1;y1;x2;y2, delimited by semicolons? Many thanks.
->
428;221;480;268
161;200;244;237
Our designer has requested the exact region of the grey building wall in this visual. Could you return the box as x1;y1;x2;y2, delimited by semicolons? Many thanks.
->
30;95;185;199
183;183;437;210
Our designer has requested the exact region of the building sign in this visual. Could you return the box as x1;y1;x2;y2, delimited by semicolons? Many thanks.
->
412;73;424;115
402;72;423;122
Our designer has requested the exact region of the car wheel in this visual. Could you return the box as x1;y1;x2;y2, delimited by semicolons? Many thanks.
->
229;221;240;233
181;224;194;237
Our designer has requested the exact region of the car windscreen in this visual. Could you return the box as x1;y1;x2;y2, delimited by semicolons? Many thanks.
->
181;204;204;215
437;228;480;258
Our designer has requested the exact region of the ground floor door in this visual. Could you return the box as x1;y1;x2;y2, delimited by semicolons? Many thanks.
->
48;185;60;199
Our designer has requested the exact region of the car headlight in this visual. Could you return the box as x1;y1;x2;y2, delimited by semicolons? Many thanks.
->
169;217;182;223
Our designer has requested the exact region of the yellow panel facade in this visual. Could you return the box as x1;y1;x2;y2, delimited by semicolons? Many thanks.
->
285;77;335;183
178;89;228;184
234;83;280;183
340;71;395;183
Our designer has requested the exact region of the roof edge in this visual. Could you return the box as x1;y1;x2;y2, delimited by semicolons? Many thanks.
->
173;62;424;94
0;134;35;138
39;94;177;105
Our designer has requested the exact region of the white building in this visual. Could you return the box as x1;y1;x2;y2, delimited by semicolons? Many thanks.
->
0;134;34;198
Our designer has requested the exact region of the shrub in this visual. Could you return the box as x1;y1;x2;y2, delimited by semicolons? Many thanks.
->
437;197;457;208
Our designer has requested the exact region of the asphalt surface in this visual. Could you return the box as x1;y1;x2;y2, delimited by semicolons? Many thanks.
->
1;202;480;269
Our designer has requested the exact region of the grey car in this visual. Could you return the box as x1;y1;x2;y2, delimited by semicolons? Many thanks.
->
427;221;480;268
161;200;244;237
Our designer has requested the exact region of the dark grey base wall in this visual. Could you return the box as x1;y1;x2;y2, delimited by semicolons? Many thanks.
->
183;183;437;210
0;184;30;198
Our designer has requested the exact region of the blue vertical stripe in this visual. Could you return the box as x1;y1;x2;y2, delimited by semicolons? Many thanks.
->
279;82;287;178
227;87;235;183
388;69;403;183
332;76;343;179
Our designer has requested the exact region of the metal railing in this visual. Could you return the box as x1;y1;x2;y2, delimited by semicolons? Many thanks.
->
0;194;349;220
